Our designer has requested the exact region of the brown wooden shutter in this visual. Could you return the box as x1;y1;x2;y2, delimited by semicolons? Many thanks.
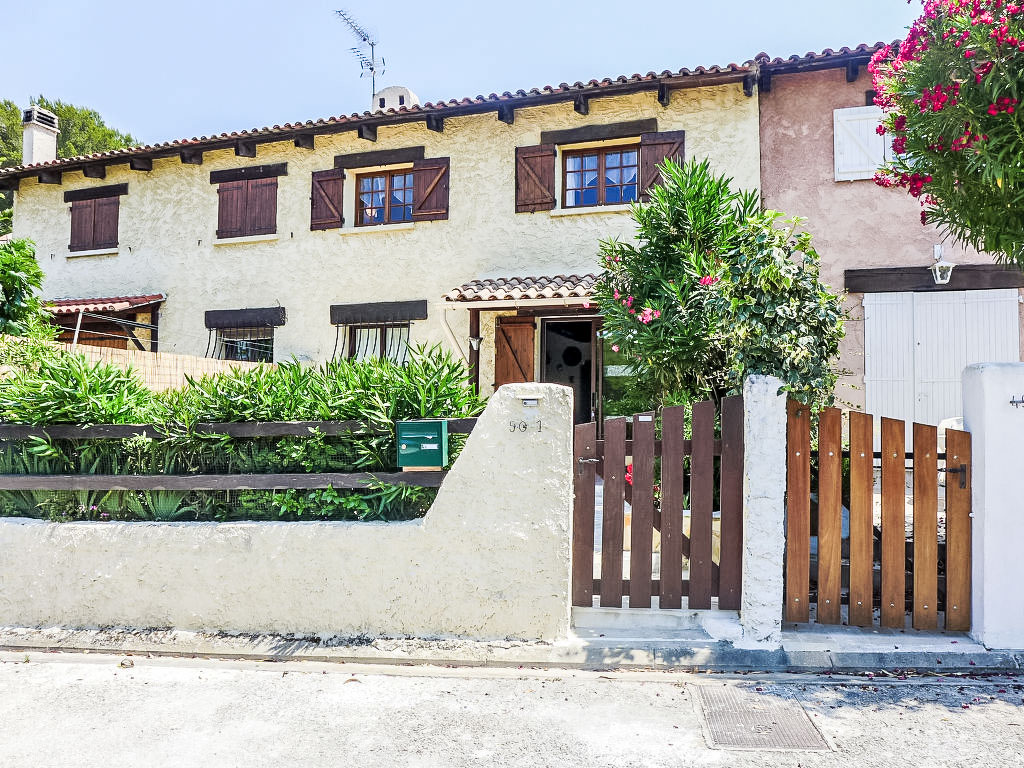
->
515;145;556;213
493;317;535;388
245;177;278;235
216;180;246;238
69;199;96;252
92;196;120;249
411;157;450;221
310;169;345;230
639;130;686;199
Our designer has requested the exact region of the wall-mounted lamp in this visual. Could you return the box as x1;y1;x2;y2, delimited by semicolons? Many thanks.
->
468;336;482;351
930;244;955;285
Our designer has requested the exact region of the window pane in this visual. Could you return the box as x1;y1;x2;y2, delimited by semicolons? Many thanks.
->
384;324;410;364
582;154;598;170
606;186;621;204
359;176;374;192
623;166;637;185
606;151;621;167
352;327;381;361
606;167;621;186
622;150;638;165
622;184;637;202
566;171;581;190
566;155;581;172
584;170;598;189
216;328;273;363
582;187;598;206
372;176;386;192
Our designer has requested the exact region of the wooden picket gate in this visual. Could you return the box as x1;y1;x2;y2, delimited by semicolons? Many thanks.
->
571;397;744;610
784;401;972;631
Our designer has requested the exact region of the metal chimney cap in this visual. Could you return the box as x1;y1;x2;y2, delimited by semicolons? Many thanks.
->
22;105;58;130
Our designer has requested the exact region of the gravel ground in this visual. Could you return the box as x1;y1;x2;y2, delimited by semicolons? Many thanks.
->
1;652;1022;767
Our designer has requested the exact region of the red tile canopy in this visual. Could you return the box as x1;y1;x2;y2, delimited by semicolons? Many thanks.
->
47;293;165;316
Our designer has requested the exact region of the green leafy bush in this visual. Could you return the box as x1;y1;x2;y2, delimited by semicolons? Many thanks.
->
594;158;845;408
0;354;159;425
0;238;50;336
0;345;479;522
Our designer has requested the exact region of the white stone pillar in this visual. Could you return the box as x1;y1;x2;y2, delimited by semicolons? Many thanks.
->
962;363;1024;649
737;375;787;649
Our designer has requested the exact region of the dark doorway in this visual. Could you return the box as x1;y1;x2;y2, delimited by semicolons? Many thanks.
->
541;319;595;423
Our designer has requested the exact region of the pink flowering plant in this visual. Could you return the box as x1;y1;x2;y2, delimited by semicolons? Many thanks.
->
594;159;844;409
872;0;1024;265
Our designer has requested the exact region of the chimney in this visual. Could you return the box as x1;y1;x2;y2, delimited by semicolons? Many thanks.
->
21;106;59;165
373;86;419;112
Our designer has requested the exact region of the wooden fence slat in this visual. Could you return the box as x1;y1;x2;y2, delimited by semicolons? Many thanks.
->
629;413;656;608
784;399;811;623
599;417;627;608
880;417;906;628
912;423;939;630
659;405;686;610
717;395;743;610
571;421;597;607
0;471;445;491
945;428;972;632
848;411;875;628
817;408;843;624
688;400;715;609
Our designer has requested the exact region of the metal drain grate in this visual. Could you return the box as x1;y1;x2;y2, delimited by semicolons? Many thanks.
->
693;685;829;751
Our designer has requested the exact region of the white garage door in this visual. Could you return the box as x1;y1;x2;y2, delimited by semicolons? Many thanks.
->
864;289;1020;427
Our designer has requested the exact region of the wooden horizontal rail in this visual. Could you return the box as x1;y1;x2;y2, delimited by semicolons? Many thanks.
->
0;471;447;491
0;417;478;441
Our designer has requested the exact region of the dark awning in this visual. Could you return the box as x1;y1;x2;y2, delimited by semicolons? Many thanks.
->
330;300;427;326
205;306;286;329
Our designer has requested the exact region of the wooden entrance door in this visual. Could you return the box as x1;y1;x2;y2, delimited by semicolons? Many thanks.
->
494;317;535;389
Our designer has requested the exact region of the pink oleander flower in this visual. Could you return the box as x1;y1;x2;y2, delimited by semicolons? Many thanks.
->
581;301;590;309
638;308;655;324
698;275;720;287
613;289;620;300
611;344;619;353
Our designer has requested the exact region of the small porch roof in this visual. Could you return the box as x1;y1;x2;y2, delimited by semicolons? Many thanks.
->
47;293;165;316
445;274;597;305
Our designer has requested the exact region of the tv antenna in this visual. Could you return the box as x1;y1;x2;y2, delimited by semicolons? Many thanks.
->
336;10;384;103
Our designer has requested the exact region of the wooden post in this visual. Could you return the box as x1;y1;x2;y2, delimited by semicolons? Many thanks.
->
468;308;480;393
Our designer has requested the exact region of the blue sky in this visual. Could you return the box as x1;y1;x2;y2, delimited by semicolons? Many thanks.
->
5;0;920;144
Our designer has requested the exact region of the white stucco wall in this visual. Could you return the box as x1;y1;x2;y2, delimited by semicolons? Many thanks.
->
12;86;760;372
0;383;574;641
962;363;1024;649
738;375;787;648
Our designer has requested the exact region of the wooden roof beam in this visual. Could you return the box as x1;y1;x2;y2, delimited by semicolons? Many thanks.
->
573;94;589;115
497;104;515;125
179;149;203;165
425;114;444;132
235;139;257;158
37;169;62;184
129;157;153;172
82;165;106;179
294;133;315;149
357;124;377;141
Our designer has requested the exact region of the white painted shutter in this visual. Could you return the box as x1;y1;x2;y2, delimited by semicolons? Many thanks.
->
913;291;968;427
865;289;1021;434
834;106;888;181
864;292;915;432
964;288;1020;365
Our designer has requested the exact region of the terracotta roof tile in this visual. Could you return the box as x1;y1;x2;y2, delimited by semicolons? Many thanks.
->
47;293;165;316
446;275;597;303
754;41;898;69
0;61;750;180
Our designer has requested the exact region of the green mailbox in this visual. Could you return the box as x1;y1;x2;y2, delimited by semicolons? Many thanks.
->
396;419;449;469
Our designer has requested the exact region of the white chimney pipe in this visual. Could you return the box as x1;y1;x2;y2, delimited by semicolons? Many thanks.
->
21;106;59;166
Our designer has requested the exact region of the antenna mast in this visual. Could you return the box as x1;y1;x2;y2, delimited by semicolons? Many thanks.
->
336;10;384;104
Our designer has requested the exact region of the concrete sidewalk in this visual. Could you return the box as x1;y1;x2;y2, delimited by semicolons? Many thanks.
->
2;624;1021;673
2;651;1022;768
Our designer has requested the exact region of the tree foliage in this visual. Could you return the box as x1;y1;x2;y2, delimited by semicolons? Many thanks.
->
593;159;845;409
871;0;1024;266
0;96;138;222
0;238;50;336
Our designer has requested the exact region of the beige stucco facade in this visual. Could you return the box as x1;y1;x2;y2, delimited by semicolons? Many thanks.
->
12;84;759;387
759;66;1024;408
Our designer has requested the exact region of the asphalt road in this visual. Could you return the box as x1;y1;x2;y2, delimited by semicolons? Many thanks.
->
1;652;1022;767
